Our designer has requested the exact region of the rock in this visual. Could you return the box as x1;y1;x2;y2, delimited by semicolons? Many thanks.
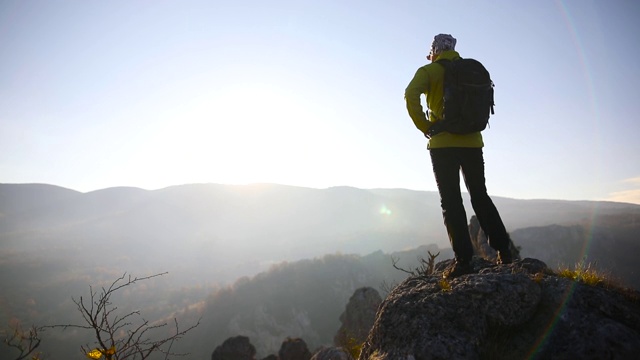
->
211;335;257;360
359;258;640;359
311;346;354;360
334;287;382;349
279;337;312;360
469;215;520;262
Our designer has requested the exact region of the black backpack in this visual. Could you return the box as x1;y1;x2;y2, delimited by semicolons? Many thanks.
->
427;57;495;136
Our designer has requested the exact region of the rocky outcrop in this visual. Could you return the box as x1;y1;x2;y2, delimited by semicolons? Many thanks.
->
469;215;520;262
211;335;256;360
334;287;382;349
311;346;354;360
359;258;640;360
226;304;321;356
278;337;312;360
213;336;312;360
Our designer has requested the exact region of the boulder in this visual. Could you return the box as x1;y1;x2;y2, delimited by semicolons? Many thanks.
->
334;287;382;349
279;337;312;360
211;335;256;360
468;215;520;262
311;346;354;360
359;258;640;359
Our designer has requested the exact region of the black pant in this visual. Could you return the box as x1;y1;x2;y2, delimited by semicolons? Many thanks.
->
430;147;510;262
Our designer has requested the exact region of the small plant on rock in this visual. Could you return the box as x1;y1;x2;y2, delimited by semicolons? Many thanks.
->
438;279;452;292
557;260;609;286
391;251;440;277
344;336;363;359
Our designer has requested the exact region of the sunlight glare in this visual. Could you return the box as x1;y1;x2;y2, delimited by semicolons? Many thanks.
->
127;82;328;187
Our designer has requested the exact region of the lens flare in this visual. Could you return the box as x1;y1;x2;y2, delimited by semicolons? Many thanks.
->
379;205;392;215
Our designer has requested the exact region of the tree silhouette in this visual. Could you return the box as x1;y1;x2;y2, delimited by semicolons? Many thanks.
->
3;324;42;360
48;272;199;359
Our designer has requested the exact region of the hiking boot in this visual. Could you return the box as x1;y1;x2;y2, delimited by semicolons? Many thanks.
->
443;260;472;279
497;250;512;265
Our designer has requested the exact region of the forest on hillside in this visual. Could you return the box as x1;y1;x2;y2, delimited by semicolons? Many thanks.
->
1;245;446;359
5;213;639;359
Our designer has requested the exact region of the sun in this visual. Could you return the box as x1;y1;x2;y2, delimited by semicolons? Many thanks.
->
130;81;328;187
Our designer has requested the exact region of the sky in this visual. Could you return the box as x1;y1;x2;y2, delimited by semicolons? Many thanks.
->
1;0;639;204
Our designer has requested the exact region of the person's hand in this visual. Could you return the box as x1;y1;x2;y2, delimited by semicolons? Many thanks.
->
426;122;442;138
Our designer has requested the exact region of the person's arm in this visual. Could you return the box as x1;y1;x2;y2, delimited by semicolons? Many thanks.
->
404;67;432;135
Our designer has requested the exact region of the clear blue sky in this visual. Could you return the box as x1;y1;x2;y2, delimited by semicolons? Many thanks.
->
1;1;639;204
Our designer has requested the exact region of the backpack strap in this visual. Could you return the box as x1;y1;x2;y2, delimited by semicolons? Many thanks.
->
435;58;452;71
435;56;462;67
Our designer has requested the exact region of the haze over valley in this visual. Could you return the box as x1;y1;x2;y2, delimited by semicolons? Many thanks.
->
1;182;639;358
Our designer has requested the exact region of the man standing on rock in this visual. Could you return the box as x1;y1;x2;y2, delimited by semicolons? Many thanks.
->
404;34;512;278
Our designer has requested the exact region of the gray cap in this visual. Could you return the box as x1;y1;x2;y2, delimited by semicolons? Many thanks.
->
430;34;457;54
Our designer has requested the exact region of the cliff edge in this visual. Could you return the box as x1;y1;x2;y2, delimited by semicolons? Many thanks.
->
359;258;640;360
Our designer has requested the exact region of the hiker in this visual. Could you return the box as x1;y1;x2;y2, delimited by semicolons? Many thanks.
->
404;34;512;278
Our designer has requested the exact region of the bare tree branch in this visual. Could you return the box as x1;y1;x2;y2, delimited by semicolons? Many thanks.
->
391;251;441;277
391;256;415;275
45;271;199;359
3;324;43;360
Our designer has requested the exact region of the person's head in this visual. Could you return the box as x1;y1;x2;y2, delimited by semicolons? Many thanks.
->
427;34;457;61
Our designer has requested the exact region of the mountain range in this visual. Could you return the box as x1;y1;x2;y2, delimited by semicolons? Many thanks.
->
1;183;638;285
1;182;639;358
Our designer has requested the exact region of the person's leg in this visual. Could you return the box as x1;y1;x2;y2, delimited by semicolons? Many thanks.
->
459;148;511;258
430;148;474;264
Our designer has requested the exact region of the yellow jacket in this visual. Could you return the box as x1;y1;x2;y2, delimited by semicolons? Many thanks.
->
404;50;484;149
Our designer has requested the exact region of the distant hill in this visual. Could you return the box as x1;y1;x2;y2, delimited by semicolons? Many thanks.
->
0;183;81;216
515;220;640;290
2;183;637;246
1;182;639;287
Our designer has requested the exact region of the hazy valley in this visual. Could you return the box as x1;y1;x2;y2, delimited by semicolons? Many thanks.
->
1;183;639;358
